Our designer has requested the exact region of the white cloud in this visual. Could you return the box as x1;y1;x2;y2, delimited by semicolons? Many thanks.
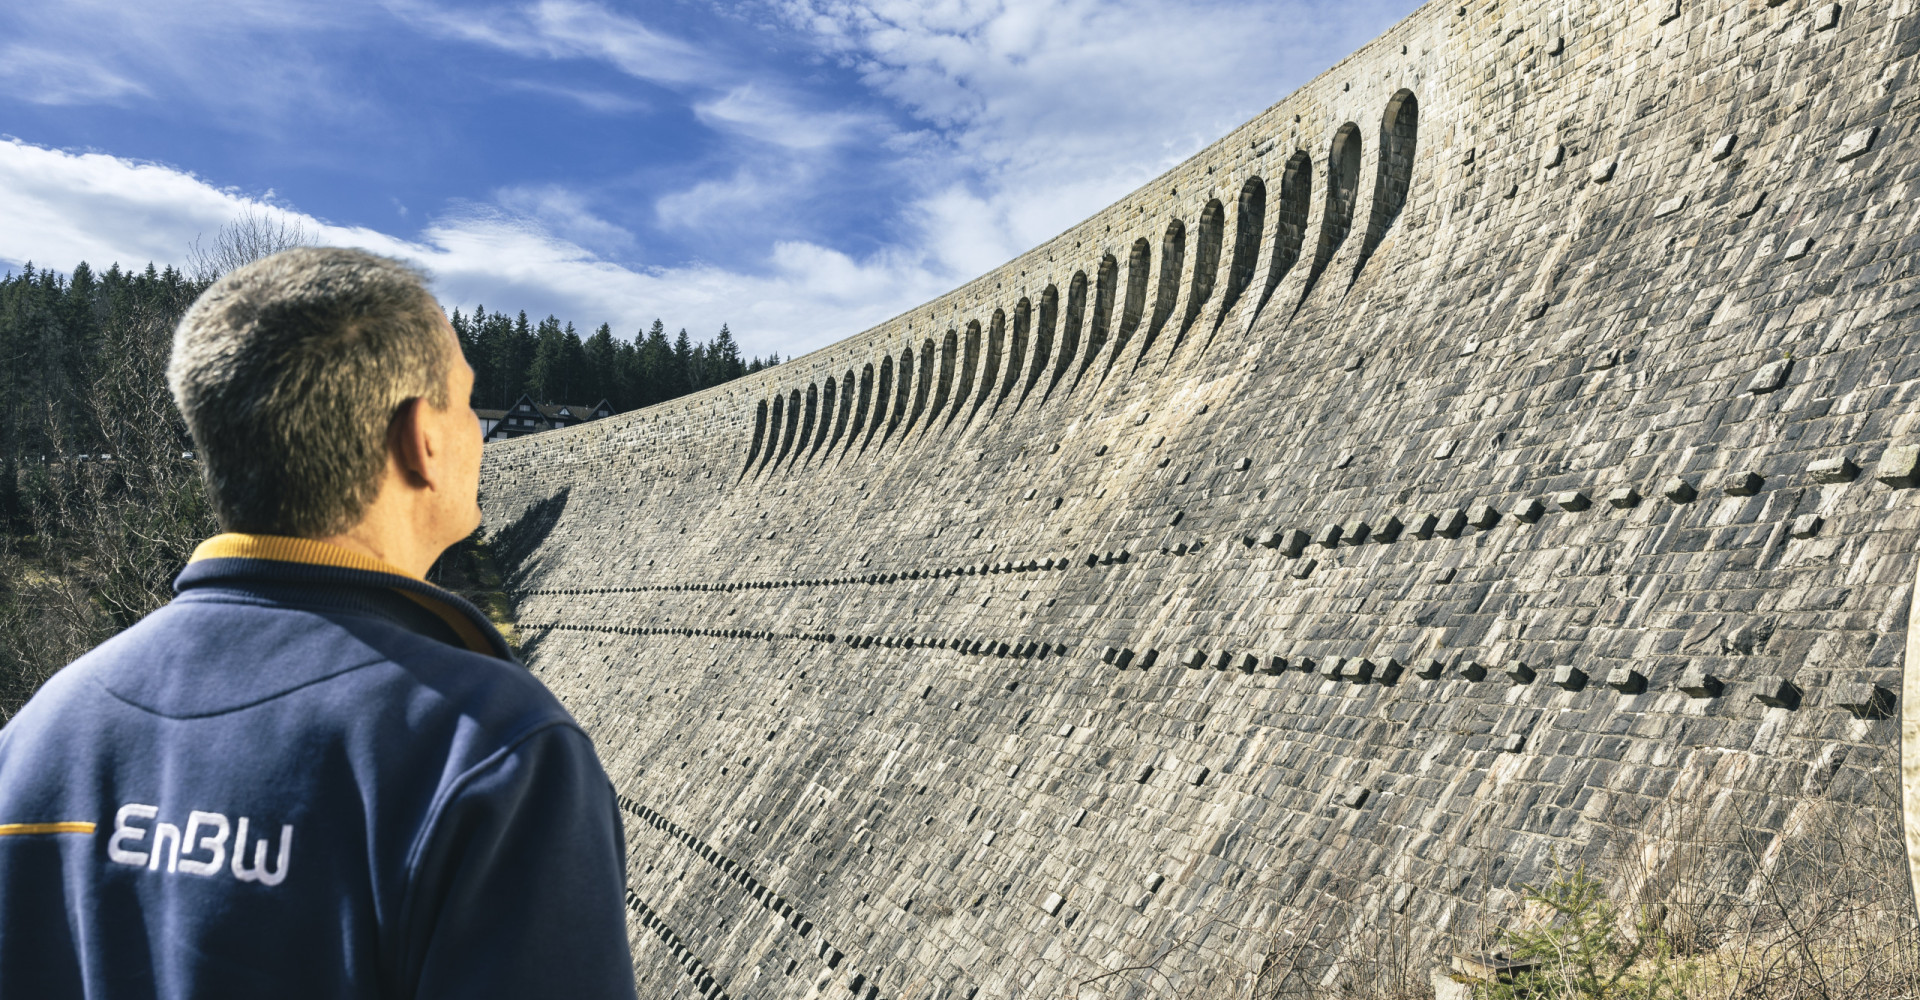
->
0;138;946;357
694;85;879;151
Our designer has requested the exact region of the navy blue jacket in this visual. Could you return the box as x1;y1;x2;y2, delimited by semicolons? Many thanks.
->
0;534;636;999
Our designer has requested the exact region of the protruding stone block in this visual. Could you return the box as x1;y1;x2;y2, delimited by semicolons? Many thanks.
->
1722;471;1764;496
1409;512;1440;539
1340;786;1370;808
1041;892;1065;916
1748;358;1791;394
1257;530;1280;548
1139;649;1160;669
1814;2;1842;29
1505;662;1536;684
1102;646;1119;664
1710;133;1737;161
1513;498;1545;523
1461;660;1489;681
1187;764;1210;786
1375;658;1403;685
1790;514;1823;539
1316;524;1344;548
1435;509;1468;537
1209;650;1232;671
1290;558;1317;580
1414;658;1445;680
1292;655;1316;674
1588;159;1616;183
1234;457;1251;471
1237;653;1259;673
1554;491;1591;512
1500;733;1527;752
1318;657;1344;679
1341;519;1371;545
1833;683;1893;718
1374;515;1404;543
1133;763;1155;782
1877;445;1920;488
1679;667;1722;698
1836;126;1878;162
1280;529;1310;557
1551;665;1587;691
1262;655;1287;675
1341;658;1375;683
1469;505;1501;530
1663;477;1697;503
1784;238;1813;261
1606;667;1646;694
1753;675;1800;709
1181;649;1206;669
1808;455;1859;482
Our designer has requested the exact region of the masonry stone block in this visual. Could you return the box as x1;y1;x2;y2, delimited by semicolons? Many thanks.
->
1748;359;1791;394
1833;683;1893;719
1606;668;1647;694
1809;456;1859;483
1722;471;1764;496
1878;446;1920;488
1663;477;1698;503
1753;676;1801;709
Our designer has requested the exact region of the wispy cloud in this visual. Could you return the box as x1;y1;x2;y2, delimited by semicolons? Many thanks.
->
388;0;712;87
694;85;880;151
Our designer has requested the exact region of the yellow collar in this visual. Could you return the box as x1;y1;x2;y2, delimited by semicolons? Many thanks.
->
186;533;504;659
189;533;421;580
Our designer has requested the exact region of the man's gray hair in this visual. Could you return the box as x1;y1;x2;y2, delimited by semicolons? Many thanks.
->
169;247;452;537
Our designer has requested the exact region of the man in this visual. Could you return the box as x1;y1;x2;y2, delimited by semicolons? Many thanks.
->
0;248;637;998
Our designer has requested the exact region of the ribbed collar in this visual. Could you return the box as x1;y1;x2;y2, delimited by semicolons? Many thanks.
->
178;533;515;662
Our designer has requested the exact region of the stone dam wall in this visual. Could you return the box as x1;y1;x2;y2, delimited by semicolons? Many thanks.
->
475;0;1920;995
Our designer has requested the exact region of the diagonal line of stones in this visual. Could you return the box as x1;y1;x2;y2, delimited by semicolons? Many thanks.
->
625;885;735;1000
618;794;856;988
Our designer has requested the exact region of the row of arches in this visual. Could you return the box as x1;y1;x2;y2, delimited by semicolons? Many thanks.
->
739;91;1420;479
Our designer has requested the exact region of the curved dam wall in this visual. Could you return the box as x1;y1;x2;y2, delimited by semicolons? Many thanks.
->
476;0;1920;995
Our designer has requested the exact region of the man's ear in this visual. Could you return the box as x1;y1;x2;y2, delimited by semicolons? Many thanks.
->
388;397;433;487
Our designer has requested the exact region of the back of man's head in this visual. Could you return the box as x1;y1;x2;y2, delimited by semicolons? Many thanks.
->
169;247;451;538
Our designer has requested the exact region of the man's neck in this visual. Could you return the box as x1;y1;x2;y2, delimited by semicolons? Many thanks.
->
316;503;441;580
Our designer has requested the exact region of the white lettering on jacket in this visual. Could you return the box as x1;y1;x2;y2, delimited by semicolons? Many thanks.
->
108;803;290;886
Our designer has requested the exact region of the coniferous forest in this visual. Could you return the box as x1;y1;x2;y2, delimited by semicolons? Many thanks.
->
0;257;767;718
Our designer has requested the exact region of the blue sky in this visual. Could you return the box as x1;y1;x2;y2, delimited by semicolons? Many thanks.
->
0;0;1421;358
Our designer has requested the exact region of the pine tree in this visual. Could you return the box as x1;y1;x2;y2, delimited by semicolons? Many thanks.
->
672;327;695;398
584;323;618;404
637;320;673;408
